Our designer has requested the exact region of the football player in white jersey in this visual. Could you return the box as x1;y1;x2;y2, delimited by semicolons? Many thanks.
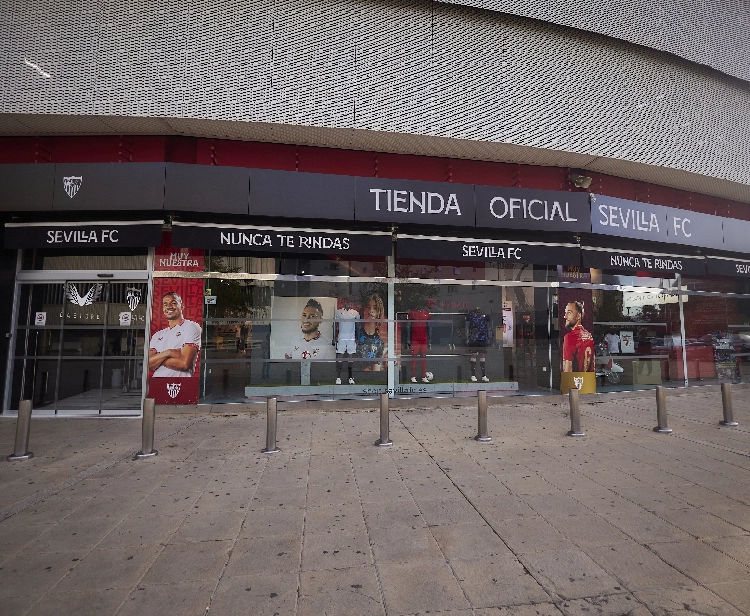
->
285;299;335;361
149;291;202;377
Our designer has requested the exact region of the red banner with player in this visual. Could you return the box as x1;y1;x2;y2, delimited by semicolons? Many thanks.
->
148;232;205;404
558;267;596;394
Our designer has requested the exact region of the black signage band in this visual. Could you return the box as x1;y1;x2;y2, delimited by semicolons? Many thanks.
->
582;248;705;275
172;224;392;256
398;237;580;265
706;258;750;278
4;222;164;249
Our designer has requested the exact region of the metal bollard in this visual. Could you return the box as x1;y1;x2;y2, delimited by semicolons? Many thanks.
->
720;383;739;426
475;390;492;442
375;393;392;447
567;388;585;437
262;397;281;453
653;386;672;433
7;400;34;461
135;398;158;459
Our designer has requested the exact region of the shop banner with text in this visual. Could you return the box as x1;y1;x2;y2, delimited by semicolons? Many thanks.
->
172;223;392;256
148;232;205;405
4;221;163;249
582;247;705;275
397;235;580;265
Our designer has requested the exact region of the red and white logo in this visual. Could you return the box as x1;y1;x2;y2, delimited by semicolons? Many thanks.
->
167;383;181;399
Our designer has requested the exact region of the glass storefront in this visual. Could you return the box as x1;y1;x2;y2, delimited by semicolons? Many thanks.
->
6;233;750;413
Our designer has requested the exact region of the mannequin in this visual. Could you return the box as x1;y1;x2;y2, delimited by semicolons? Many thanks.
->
334;298;360;384
407;301;433;383
466;306;491;382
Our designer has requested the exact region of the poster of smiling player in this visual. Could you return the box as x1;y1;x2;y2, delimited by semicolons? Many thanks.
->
148;234;205;404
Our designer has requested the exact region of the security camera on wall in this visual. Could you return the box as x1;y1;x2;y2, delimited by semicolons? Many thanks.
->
569;174;593;189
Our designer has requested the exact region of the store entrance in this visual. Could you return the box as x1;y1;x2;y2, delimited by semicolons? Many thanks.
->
9;281;148;415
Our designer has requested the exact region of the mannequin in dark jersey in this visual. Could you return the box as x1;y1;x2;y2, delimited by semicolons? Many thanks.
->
466;307;491;382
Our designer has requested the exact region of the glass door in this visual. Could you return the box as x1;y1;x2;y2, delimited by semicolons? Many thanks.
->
10;280;147;414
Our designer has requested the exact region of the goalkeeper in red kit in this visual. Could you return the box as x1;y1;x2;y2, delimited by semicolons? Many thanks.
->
562;301;594;372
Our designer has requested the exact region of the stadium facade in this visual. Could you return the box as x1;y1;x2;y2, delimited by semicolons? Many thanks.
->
1;1;749;414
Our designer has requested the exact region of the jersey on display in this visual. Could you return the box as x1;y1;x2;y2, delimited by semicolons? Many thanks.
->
467;310;491;346
407;309;431;343
335;308;360;341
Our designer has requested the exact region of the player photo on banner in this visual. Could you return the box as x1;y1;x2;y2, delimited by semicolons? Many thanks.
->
270;296;337;361
558;286;596;394
148;233;205;404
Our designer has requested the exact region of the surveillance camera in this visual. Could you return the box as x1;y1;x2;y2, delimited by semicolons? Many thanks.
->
569;174;592;189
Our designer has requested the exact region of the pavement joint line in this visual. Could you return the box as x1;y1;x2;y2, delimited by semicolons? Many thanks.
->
392;411;561;605
419;407;750;605
0;416;209;523
582;407;750;458
174;418;270;616
291;416;314;616
341;412;391;616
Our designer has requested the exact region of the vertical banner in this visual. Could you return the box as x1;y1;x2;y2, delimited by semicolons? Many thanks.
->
148;232;205;404
558;267;596;393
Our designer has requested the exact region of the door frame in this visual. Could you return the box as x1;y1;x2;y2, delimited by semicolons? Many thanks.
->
3;250;153;415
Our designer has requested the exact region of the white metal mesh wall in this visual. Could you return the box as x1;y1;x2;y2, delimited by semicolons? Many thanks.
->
2;0;750;201
440;0;750;83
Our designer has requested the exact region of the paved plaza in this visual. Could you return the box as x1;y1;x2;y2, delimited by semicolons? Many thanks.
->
2;387;750;615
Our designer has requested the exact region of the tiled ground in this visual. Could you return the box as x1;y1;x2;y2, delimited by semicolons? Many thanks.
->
1;388;750;615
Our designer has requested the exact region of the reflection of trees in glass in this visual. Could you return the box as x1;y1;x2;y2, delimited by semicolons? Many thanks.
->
205;257;249;318
394;283;440;313
594;289;628;323
506;264;532;315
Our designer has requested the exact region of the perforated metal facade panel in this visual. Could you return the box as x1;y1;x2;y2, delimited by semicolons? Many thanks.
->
440;0;750;83
2;0;750;203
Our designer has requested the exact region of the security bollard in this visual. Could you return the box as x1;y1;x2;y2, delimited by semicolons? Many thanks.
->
262;397;281;453
720;383;739;426
7;400;34;461
567;388;585;437
653;386;673;433
135;398;158;459
375;393;392;447
475;390;492;442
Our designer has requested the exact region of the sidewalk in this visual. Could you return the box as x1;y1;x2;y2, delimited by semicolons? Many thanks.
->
1;389;750;615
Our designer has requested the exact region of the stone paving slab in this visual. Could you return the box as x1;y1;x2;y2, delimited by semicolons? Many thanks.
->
2;387;750;614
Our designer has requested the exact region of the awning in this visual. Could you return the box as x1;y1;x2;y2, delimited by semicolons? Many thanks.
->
4;220;164;249
397;234;580;265
171;222;393;256
581;245;705;275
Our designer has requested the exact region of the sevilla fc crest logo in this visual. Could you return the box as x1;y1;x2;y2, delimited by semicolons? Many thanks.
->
66;283;103;306
167;383;181;399
126;287;142;311
573;376;584;390
63;176;83;198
